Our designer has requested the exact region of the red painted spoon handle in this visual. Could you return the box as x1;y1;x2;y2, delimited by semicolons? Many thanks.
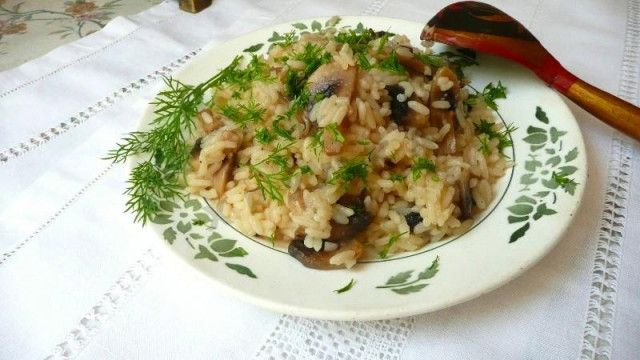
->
424;1;640;140
564;78;640;139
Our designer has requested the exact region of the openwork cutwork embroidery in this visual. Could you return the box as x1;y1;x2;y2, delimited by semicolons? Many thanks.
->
579;0;638;358
255;315;414;360
0;51;200;165
44;248;160;360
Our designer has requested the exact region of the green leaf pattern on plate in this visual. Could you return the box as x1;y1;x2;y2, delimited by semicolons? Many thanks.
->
508;106;580;243
377;257;440;295
151;197;257;279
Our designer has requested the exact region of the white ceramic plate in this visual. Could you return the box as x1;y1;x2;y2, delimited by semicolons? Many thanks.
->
138;16;587;320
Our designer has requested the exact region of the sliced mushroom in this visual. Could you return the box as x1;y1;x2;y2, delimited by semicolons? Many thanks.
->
404;212;423;232
212;153;237;196
457;169;474;220
386;85;409;124
287;190;306;214
429;67;461;154
197;109;224;133
190;137;203;157
288;236;364;270
386;85;429;129
396;46;430;75
287;192;373;269
306;62;357;116
322;128;343;155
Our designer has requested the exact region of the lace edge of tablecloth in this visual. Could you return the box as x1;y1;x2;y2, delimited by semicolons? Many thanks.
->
579;0;639;359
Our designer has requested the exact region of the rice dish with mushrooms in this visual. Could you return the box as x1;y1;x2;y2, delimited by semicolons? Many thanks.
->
185;20;512;269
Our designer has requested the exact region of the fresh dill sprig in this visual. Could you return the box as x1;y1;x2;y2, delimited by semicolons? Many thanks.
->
355;51;373;70
246;142;295;203
438;49;478;79
334;28;381;52
284;43;331;115
378;231;408;259
299;165;314;175
123;162;184;225
474;119;517;155
223;54;274;91
389;173;405;182
415;49;478;78
466;81;507;111
254;128;275;145
220;98;266;129
272;30;298;48
308;127;325;156
377;51;406;75
478;135;490;155
410;157;437;181
293;42;332;74
334;278;356;294
552;171;578;195
413;52;447;68
286;87;311;118
106;57;250;225
325;123;345;142
376;31;390;54
272;115;296;140
328;160;369;189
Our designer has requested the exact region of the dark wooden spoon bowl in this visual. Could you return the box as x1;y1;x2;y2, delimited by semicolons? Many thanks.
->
422;1;640;140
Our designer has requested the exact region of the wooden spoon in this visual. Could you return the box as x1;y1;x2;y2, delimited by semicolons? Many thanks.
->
422;1;640;140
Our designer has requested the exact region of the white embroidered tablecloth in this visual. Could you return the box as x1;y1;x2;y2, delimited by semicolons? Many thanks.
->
1;0;638;359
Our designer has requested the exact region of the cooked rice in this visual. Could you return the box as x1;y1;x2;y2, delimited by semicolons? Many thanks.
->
184;23;511;268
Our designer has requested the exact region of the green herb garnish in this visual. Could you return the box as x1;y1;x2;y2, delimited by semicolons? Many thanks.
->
357;140;370;145
377;51;406;74
478;135;490;155
334;278;356;294
355;51;373;70
378;231;408;259
272;115;296;140
308;128;325;156
220;98;266;129
552;171;578;195
410;157;436;181
286;87;311;118
255;128;275;145
299;165;314;175
246;142;295;203
221;54;273;91
328;160;369;189
467;81;507;111
334;28;379;52
293;42;332;74
389;173;405;182
474;119;517;155
376;31;390;54
414;52;446;68
438;49;478;79
326;123;345;142
106;57;251;225
272;30;298;48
